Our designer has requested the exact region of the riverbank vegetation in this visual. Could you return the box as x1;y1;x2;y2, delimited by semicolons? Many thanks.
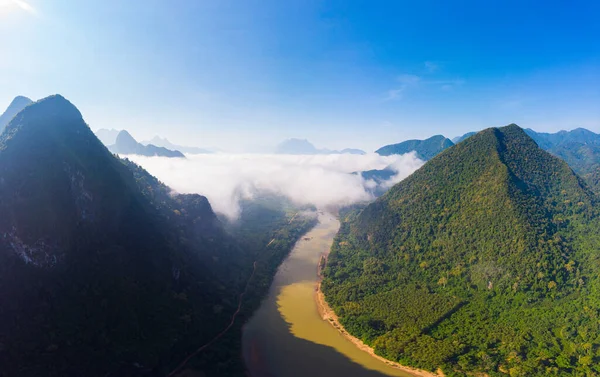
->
188;195;318;376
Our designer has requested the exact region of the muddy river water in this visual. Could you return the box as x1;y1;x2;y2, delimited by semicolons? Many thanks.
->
242;212;415;377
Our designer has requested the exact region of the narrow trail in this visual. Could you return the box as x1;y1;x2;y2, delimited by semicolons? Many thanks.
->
167;260;258;377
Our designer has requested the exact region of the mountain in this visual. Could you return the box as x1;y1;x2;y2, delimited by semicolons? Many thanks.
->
0;95;317;377
0;95;33;135
108;130;185;157
0;95;221;376
376;135;454;160
340;148;367;155
95;128;120;145
525;127;600;150
323;125;600;376
142;135;212;154
525;128;600;192
451;131;476;144
358;167;397;196
275;138;365;155
275;138;319;154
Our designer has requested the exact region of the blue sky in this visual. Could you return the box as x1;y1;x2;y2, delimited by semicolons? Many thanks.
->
1;0;599;152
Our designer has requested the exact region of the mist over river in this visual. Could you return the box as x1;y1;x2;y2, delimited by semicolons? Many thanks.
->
242;213;415;377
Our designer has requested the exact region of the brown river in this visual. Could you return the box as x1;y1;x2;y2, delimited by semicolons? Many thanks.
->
242;212;416;377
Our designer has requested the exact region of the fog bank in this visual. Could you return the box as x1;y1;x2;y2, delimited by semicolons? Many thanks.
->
126;153;423;219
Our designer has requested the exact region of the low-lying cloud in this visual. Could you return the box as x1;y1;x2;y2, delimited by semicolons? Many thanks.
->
126;153;423;219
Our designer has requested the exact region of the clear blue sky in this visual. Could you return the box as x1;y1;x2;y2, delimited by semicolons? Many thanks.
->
1;0;599;152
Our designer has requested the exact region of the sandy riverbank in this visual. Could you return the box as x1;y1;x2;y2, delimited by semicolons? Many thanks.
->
315;278;444;377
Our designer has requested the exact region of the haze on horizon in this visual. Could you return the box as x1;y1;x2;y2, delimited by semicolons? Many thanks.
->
1;0;599;152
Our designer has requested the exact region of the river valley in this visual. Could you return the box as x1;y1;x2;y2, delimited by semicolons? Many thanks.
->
242;212;418;377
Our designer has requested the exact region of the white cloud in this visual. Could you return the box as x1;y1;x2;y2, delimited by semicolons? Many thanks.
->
125;153;423;219
0;0;36;15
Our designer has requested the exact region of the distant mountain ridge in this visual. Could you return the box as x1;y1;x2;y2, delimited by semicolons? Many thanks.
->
0;95;33;135
108;130;185;157
275;138;365;155
142;135;212;154
526;128;600;193
451;131;476;144
525;127;600;149
95;128;120;145
376;135;454;160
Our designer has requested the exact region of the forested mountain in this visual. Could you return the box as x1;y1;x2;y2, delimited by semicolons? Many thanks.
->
358;167;397;196
109;130;185;157
95;128;121;145
142;135;212;154
376;135;454;160
525;128;600;193
0;95;315;377
452;131;476;144
525;128;600;150
0;96;32;135
323;124;600;376
451;128;600;192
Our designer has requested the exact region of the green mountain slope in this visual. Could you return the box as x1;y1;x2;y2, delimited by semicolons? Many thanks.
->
323;124;600;376
452;131;476;144
457;127;600;192
376;135;454;160
525;128;600;193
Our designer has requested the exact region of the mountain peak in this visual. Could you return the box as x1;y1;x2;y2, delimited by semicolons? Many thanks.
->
110;129;185;157
0;94;94;153
9;95;32;106
376;134;454;160
275;138;318;154
0;95;34;135
24;94;81;119
15;95;81;123
115;129;137;144
150;135;169;143
0;93;247;376
275;138;365;155
324;123;597;375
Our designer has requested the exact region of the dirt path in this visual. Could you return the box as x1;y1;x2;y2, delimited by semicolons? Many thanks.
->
168;261;258;377
315;267;444;377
